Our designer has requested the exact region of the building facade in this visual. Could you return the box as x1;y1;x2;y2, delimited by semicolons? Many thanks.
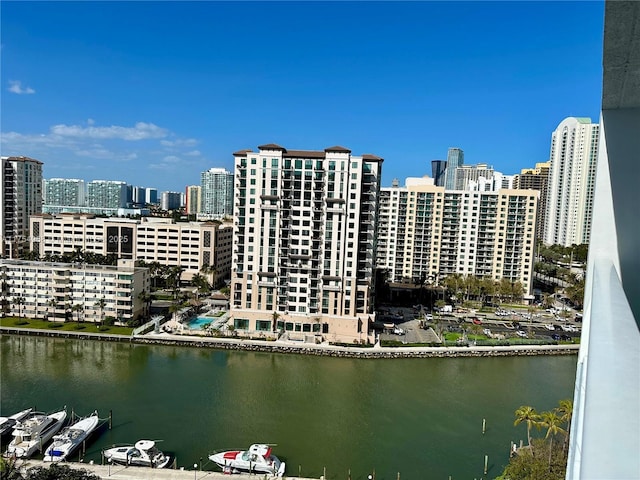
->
514;161;550;241
0;259;149;324
443;147;464;190
376;177;538;295
1;156;43;258
86;180;128;210
431;160;447;187
200;168;233;219
29;215;233;285
230;144;383;342
185;185;202;215
43;178;86;210
544;117;599;247
454;163;495;191
160;191;182;211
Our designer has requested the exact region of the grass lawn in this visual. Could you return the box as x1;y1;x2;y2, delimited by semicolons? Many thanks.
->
0;317;133;335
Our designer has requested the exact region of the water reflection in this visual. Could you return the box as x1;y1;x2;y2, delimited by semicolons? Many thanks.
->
1;335;577;480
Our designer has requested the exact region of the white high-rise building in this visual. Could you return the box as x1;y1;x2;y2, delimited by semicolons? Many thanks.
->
1;156;43;258
377;177;538;295
230;144;383;342
43;178;86;208
87;180;128;209
544;117;600;246
200;168;233;219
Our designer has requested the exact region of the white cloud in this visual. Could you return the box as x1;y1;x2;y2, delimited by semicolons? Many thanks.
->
160;138;198;147
50;121;168;140
8;80;35;95
184;150;201;157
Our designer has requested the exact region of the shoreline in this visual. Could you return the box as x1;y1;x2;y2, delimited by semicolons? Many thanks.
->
0;326;579;358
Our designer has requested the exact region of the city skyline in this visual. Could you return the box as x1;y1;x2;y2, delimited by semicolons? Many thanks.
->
1;1;604;192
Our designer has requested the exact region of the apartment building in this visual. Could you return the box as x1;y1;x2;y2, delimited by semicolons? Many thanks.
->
200;168;233;218
544;117;599;247
1;156;43;258
86;180;128;209
514;161;550;241
0;259;148;324
377;177;538;295
231;144;383;342
29;215;233;285
185;185;202;215
43;178;86;209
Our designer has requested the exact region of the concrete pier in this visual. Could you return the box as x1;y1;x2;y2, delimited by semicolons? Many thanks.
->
14;460;320;480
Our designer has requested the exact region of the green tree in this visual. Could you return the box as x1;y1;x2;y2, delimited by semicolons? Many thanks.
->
556;399;573;454
94;298;106;326
538;410;566;469
72;303;84;323
23;464;100;480
47;297;58;321
514;405;539;448
13;296;25;318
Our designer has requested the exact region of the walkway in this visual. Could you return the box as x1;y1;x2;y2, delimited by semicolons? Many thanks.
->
14;460;320;480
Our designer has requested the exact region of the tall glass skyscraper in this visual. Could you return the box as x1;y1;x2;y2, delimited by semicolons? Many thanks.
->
431;160;447;187
443;147;464;190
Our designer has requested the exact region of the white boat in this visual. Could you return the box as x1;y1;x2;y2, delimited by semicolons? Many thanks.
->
209;444;285;476
5;408;67;458
0;408;33;437
43;411;100;462
103;440;171;468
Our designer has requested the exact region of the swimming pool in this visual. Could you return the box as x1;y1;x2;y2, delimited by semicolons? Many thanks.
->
186;317;213;330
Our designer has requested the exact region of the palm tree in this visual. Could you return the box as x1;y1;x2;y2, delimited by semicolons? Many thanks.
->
556;399;573;455
137;291;152;319
94;298;106;326
539;410;566;469
514;405;539;448
13;296;25;318
47;298;58;321
72;303;84;323
200;264;217;289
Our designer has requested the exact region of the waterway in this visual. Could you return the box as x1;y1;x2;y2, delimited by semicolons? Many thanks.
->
0;335;578;479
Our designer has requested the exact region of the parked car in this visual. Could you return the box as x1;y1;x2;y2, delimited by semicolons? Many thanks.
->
516;330;528;338
483;328;492;337
393;326;405;335
472;317;482;325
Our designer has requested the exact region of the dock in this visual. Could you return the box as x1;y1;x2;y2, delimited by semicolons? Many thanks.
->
13;460;322;480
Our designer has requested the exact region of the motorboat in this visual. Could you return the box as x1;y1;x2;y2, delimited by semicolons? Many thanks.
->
5;408;67;458
209;444;285;476
43;411;100;462
102;440;171;468
0;408;32;437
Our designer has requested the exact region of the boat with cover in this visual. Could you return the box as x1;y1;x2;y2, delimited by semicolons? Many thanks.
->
5;408;67;458
209;444;285;476
43;411;100;462
102;440;171;468
0;409;33;437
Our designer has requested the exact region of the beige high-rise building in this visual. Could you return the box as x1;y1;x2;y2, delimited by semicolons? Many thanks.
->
230;144;383;343
514;161;550;241
185;185;202;215
544;117;599;246
377;177;538;295
1;156;43;258
29;215;233;285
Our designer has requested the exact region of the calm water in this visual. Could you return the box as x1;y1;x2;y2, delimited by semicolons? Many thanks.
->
0;335;577;480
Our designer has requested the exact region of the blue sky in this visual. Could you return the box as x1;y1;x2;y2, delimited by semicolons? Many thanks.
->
1;1;605;192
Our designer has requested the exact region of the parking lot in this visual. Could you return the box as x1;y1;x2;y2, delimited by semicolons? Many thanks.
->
376;305;582;344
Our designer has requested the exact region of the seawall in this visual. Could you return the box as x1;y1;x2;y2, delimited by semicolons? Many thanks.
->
0;326;579;359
